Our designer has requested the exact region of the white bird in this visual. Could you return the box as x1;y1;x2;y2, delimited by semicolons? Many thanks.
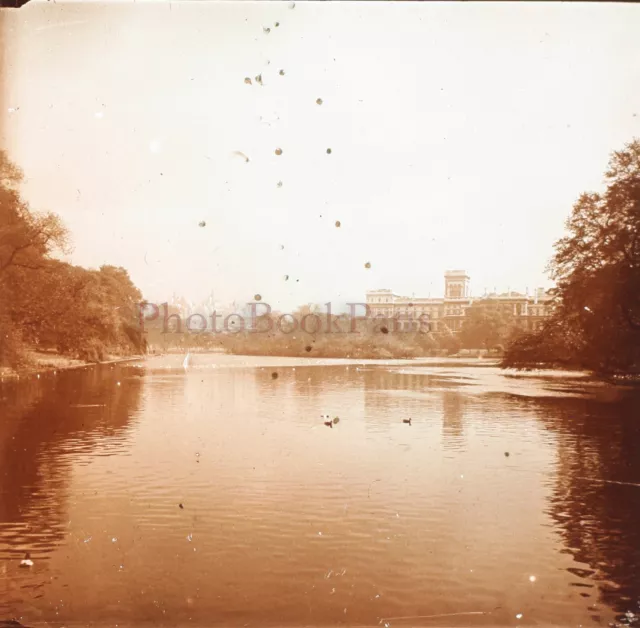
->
183;352;191;369
20;552;34;568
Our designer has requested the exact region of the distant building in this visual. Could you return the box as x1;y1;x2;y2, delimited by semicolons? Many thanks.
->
365;270;553;333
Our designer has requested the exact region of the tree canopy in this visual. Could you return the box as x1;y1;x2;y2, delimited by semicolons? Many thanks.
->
0;152;68;276
503;139;640;374
459;301;518;351
1;151;146;368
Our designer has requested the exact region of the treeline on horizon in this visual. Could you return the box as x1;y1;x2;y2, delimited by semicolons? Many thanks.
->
0;151;146;371
2;140;639;375
144;303;519;360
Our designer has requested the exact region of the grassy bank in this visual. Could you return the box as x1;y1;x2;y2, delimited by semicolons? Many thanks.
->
0;349;144;379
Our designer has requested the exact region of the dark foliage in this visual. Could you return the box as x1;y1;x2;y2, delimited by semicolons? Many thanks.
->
0;151;146;368
503;139;640;374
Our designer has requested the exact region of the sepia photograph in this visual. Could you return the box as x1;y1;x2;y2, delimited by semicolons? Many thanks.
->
1;1;639;626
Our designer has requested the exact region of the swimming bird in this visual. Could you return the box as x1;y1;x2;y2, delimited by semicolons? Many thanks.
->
403;418;412;425
19;552;34;568
322;414;335;428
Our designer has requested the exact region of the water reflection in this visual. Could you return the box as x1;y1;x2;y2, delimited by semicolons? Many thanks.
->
441;392;465;447
1;357;639;626
531;391;640;621
361;365;640;622
0;366;142;615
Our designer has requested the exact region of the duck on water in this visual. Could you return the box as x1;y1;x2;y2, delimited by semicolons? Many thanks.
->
322;414;340;428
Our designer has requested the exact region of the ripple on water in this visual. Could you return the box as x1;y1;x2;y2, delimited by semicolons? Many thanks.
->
1;357;638;625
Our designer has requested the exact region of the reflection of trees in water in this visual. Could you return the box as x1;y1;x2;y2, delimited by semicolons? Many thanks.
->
360;368;467;445
238;363;639;620
0;366;143;554
357;368;639;617
530;389;640;619
362;368;462;393
441;391;465;445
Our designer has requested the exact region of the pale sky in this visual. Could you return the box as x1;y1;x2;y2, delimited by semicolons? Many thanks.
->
1;1;640;310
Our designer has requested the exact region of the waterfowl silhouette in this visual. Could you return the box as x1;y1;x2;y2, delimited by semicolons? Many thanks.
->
322;414;340;428
19;552;34;568
403;418;412;425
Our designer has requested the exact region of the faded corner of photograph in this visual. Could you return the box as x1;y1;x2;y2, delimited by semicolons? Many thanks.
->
0;2;639;627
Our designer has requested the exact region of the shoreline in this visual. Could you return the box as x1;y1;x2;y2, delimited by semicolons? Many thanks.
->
3;350;638;384
0;352;144;380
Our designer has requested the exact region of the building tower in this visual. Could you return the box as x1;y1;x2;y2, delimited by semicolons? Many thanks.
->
444;270;470;299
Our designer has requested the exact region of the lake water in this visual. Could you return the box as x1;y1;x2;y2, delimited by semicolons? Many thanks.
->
1;354;639;627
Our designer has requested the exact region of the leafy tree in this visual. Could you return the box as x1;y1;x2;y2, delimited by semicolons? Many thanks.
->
1;151;146;367
503;139;640;374
0;152;68;276
440;326;462;355
459;301;517;351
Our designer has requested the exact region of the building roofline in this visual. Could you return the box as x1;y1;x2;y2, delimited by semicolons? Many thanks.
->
444;270;469;276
